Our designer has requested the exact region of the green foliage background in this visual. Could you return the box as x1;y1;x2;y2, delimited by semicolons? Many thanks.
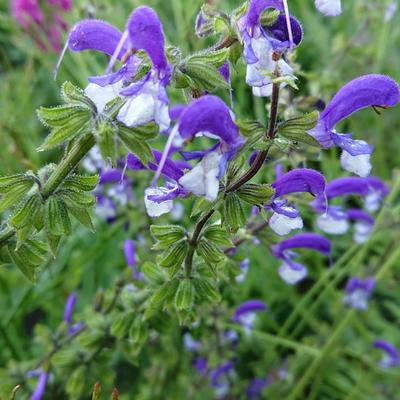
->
0;0;399;399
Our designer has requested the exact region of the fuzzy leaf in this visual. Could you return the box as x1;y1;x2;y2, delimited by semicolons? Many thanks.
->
61;81;95;109
0;174;34;192
192;278;221;303
10;193;42;229
142;261;165;285
118;123;159;141
117;127;153;164
37;105;90;127
237;184;275;206
97;122;118;165
223;193;246;229
0;180;34;213
236;119;265;138
63;175;99;192
67;207;95;232
159;240;188;269
58;189;96;209
45;196;71;236
190;197;213;218
174;279;195;310
129;318;148;344
150;225;186;250
110;311;135;339
147;279;179;310
183;61;229;91
196;239;225;265
203;225;233;247
187;48;229;68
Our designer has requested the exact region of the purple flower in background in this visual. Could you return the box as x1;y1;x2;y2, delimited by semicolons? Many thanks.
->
238;0;302;96
64;293;83;334
268;168;326;236
194;357;208;375
183;333;201;352
343;277;375;310
61;7;171;132
11;0;71;52
308;75;400;176
233;300;267;334
236;258;250;282
315;0;342;16
124;239;142;279
209;361;235;398
31;371;48;400
272;233;331;284
347;209;375;244
374;340;400;368
246;377;271;400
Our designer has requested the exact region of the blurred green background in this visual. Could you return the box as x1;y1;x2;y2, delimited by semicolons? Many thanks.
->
0;0;400;399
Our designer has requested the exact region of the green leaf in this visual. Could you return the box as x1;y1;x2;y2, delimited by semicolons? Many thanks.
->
260;8;280;26
37;105;90;127
117;127;153;164
46;232;61;257
150;225;186;249
147;279;179;310
225;157;245;184
183;61;230;91
10;193;42;229
65;366;86;400
174;279;195;310
187;48;229;68
277;111;322;147
203;225;233;247
118;122;159;141
61;81;95;109
236;183;275;206
129;318;148;344
192;278;221;303
223;193;246;229
236;119;265;138
38;112;92;151
97;122;118;165
45;196;71;236
190;197;213;218
58;189;96;208
63;174;99;192
197;239;225;265
0;180;34;213
273;75;299;90
0;174;34;192
142;261;165;285
67;207;95;232
110;311;135;339
159;240;188;269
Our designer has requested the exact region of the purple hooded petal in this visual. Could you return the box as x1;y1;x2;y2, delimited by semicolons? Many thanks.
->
31;372;48;400
272;233;331;258
246;0;284;29
68;20;128;58
100;169;123;184
194;357;208;375
346;277;375;295
64;292;77;325
124;239;136;267
169;104;186;121
210;361;235;388
127;6;168;73
326;177;388;200
331;133;374;156
268;14;303;46
346;209;374;225
178;95;243;153
272;168;326;203
233;300;267;322
218;62;231;83
374;340;400;360
309;75;400;148
180;143;220;161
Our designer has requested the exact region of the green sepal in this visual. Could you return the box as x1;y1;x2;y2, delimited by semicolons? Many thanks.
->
174;279;195;311
0;180;34;213
117;126;153;164
129;318;148;344
10;193;42;229
236;183;275;206
61;81;95;110
146;278;179;311
183;61;230;91
67;207;95;232
142;261;165;285
277;111;322;147
46;232;61;258
236;119;265;138
37;105;90;127
196;239;225;265
118;122;158;141
110;310;135;339
63;174;99;192
0;174;34;192
192;278;221;303
223;193;246;229
159;240;188;269
45;196;71;236
203;225;233;247
97;121;118;165
187;48;229;68
150;225;186;250
57;188;96;208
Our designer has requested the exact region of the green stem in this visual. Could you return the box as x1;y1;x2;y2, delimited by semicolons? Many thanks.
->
41;134;96;199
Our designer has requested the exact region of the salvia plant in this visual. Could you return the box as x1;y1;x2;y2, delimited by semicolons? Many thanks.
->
1;0;400;399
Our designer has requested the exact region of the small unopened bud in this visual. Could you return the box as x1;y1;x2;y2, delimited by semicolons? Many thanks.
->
92;382;101;400
272;51;281;62
112;388;119;400
11;384;22;400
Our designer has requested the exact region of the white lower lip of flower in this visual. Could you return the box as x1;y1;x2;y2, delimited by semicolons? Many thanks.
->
117;92;156;127
340;150;372;177
278;263;307;285
364;192;381;213
353;231;370;244
315;0;342;16
144;187;174;217
343;290;368;310
178;152;222;201
317;213;349;235
269;210;304;236
84;82;122;113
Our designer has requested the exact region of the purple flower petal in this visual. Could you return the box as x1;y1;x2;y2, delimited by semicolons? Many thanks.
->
68;20;128;58
374;340;400;361
233;300;267;322
128;6;168;73
272;232;331;259
64;292;77;325
100;169;123;184
346;209;374;225
124;239;136;267
31;372;48;400
268;14;303;46
210;361;235;388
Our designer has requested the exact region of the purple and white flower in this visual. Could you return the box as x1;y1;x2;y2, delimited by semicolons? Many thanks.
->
315;0;342;17
236;258;250;283
238;0;303;96
268;168;326;236
374;340;400;368
233;300;267;334
343;277;375;310
308;75;400;176
209;361;235;398
31;371;48;400
183;333;202;352
64;293;83;334
272;233;331;284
